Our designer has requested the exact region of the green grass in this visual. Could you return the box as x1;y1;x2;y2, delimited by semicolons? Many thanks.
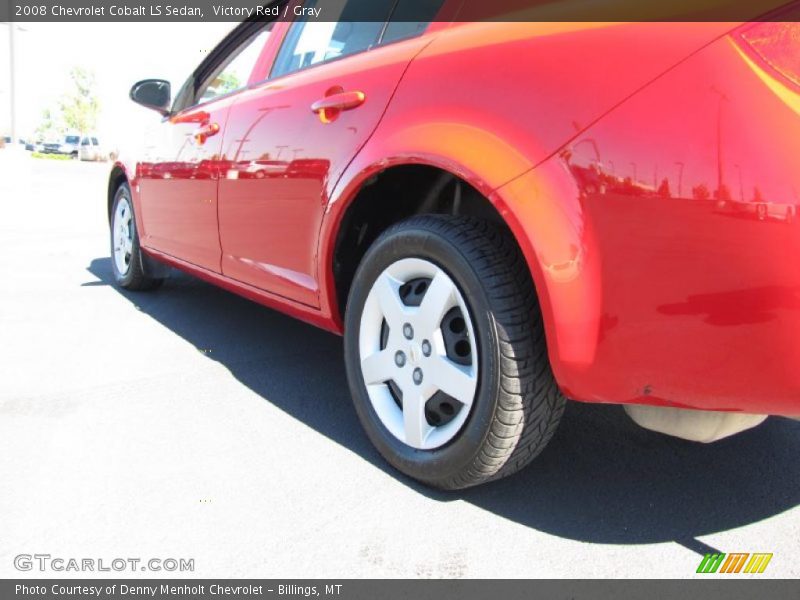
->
31;152;73;161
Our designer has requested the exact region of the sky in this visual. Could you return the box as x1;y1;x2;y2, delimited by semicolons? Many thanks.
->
0;21;236;149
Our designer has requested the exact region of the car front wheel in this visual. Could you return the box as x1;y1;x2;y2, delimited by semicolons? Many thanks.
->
344;215;565;489
110;183;163;291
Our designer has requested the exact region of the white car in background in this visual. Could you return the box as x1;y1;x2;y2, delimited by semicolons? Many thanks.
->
41;134;81;157
79;136;107;161
40;134;106;160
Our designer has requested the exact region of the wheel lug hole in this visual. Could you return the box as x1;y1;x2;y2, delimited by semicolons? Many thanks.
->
413;368;423;385
394;351;406;368
421;340;431;357
403;323;414;340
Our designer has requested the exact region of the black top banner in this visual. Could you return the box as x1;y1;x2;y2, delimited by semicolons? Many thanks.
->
2;0;800;23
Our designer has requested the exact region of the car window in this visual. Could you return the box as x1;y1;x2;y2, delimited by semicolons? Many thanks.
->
197;26;272;105
65;136;80;145
270;0;396;79
382;0;445;44
91;138;99;145
81;137;90;146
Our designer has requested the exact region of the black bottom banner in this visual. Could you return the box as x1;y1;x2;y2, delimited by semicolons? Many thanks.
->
3;579;799;600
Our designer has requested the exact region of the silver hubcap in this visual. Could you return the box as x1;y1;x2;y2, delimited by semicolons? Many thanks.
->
112;196;133;276
359;258;479;450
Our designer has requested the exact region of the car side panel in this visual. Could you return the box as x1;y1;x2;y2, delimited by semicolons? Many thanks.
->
320;22;732;325
136;96;238;273
348;22;733;189
321;22;800;415
522;34;800;416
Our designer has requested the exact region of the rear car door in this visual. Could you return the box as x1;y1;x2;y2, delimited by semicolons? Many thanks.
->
136;23;273;273
217;0;443;307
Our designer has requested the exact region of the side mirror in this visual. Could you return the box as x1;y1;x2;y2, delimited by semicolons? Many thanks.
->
129;79;171;116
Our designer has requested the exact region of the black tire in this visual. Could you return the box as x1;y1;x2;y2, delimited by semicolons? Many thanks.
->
343;215;566;490
109;183;163;291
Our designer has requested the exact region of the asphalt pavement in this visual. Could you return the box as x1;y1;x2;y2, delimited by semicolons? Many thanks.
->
1;152;798;578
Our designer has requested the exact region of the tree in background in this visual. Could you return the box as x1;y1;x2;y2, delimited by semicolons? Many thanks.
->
203;71;241;100
34;67;100;140
35;107;61;142
217;72;241;94
58;67;100;133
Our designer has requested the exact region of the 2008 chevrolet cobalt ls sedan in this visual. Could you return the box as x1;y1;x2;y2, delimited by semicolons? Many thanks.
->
108;1;800;488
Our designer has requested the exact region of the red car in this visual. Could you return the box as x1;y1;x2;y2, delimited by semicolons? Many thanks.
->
109;2;800;489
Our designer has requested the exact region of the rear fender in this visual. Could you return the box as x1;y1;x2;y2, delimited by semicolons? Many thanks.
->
321;136;602;391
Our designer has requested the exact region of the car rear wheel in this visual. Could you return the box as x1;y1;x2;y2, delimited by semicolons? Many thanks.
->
343;215;566;489
110;183;163;291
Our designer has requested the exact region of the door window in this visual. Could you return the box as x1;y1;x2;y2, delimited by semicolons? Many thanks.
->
196;26;272;105
270;0;396;79
382;0;445;44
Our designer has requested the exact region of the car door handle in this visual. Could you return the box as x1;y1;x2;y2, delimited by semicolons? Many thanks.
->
311;91;365;116
194;122;220;144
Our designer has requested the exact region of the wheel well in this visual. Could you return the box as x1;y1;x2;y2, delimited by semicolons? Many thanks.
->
332;165;519;316
108;166;127;223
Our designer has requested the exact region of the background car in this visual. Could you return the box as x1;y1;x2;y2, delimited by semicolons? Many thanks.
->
79;135;106;161
41;134;81;157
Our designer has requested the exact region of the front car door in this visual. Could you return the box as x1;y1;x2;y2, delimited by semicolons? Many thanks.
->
217;0;444;307
136;23;273;273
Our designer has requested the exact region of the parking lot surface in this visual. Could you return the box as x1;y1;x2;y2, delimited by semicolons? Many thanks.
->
1;154;798;578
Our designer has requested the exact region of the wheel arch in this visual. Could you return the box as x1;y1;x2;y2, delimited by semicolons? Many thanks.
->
107;161;170;281
321;151;603;387
325;160;504;316
107;162;130;223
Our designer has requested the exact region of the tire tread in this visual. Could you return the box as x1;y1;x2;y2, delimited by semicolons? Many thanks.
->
379;215;566;490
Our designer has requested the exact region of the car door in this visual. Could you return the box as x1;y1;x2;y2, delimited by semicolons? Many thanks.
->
136;23;272;273
217;0;443;307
